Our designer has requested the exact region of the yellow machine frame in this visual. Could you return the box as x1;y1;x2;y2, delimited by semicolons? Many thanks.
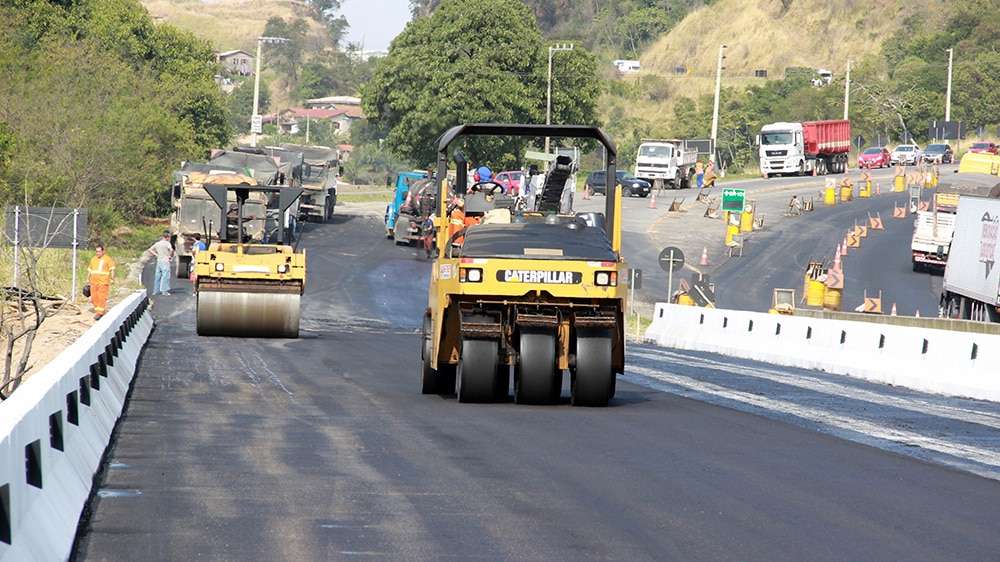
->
421;124;628;406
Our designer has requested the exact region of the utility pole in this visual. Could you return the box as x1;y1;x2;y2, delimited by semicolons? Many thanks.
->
945;47;954;122
545;43;574;160
251;36;289;148
710;44;727;163
843;59;851;120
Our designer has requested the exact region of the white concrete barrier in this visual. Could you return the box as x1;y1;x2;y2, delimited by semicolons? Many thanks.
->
0;292;153;561
644;303;1000;402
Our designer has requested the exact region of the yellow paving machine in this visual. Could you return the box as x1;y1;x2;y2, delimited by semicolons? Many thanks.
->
194;182;306;338
421;124;628;406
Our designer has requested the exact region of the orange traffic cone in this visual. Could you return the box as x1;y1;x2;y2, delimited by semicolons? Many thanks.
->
890;303;897;316
876;182;881;195
648;190;657;209
699;247;709;266
841;236;848;256
832;249;842;273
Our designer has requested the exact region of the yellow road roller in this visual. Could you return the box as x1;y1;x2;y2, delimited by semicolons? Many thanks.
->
194;183;306;338
421;124;628;406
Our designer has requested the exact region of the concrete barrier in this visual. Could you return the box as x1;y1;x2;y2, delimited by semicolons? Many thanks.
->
0;292;153;561
644;303;1000;402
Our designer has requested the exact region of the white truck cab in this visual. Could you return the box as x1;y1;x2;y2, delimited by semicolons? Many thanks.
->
758;122;806;177
634;139;697;189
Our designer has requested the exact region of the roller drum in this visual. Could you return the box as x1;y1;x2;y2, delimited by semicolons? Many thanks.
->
197;289;301;338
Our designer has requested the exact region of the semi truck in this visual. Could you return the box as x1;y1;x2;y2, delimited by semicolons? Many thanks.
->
634;139;700;189
942;195;1000;322
758;120;851;178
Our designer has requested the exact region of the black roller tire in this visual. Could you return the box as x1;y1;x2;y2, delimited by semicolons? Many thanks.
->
457;339;499;403
515;331;560;405
495;364;510;400
571;330;614;407
394;218;410;246
421;315;438;394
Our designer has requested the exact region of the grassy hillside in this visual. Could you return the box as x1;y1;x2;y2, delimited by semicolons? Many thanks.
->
642;0;946;79
142;0;329;52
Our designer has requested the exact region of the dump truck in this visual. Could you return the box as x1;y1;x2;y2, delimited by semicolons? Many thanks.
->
194;183;306;337
279;143;340;222
421;124;627;407
170;167;264;278
385;171;430;242
634;139;700;189
758;119;851;177
210;148;304;243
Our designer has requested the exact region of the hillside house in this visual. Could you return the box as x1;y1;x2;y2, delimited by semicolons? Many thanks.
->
216;50;254;76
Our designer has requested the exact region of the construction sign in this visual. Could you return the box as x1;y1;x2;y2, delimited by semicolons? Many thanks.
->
892;203;907;218
936;192;960;211
721;188;746;212
868;212;884;230
825;268;844;289
846;231;861;249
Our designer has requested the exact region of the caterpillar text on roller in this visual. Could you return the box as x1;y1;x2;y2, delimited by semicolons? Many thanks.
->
194;182;306;338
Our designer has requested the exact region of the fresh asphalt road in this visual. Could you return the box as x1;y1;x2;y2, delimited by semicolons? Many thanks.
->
74;211;1000;561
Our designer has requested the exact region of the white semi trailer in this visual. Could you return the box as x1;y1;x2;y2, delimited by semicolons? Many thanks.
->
942;195;1000;322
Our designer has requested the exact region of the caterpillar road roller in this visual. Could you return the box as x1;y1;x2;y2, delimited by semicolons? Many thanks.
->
194;182;306;338
421;124;628;406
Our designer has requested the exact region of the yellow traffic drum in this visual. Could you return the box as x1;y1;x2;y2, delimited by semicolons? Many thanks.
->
806;278;826;307
823;287;842;311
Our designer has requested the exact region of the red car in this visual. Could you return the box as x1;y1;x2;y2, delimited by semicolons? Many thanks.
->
494;170;524;195
858;146;891;168
969;142;999;155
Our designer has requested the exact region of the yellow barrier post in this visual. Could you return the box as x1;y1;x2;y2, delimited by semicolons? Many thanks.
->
739;203;755;233
824;187;837;205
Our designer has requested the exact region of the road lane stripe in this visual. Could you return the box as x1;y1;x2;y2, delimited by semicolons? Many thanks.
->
630;348;1000;430
624;365;1000;472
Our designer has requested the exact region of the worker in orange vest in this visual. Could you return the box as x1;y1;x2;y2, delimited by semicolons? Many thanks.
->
88;244;116;320
448;197;466;247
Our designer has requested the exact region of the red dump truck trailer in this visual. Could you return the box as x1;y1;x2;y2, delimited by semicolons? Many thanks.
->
758;119;851;177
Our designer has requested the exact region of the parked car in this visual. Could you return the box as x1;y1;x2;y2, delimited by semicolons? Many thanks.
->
586;170;651;197
922;143;954;164
890;144;922;165
494;170;524;195
858;146;891;168
969;142;999;155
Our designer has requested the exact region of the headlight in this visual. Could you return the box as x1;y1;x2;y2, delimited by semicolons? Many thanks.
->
277;264;289;274
594;271;617;286
214;262;225;272
460;268;483;283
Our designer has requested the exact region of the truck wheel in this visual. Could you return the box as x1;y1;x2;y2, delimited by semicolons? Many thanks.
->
457;339;499;403
673;172;682;190
515;331;560;405
799;161;806;176
394;218;410;246
571;329;614;407
175;256;191;279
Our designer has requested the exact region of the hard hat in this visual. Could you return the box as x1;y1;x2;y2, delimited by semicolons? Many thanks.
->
477;166;493;181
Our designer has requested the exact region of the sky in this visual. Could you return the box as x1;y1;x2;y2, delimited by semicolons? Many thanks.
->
340;0;412;52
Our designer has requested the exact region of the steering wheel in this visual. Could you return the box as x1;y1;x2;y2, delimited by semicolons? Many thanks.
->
468;181;505;196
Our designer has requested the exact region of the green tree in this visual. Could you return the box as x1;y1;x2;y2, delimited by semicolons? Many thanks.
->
364;0;599;167
227;78;271;133
953;52;1000;131
263;16;310;91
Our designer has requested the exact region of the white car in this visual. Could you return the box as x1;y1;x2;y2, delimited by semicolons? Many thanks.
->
891;144;922;165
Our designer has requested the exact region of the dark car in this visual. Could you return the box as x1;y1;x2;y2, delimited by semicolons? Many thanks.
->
585;170;651;197
922;143;954;164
